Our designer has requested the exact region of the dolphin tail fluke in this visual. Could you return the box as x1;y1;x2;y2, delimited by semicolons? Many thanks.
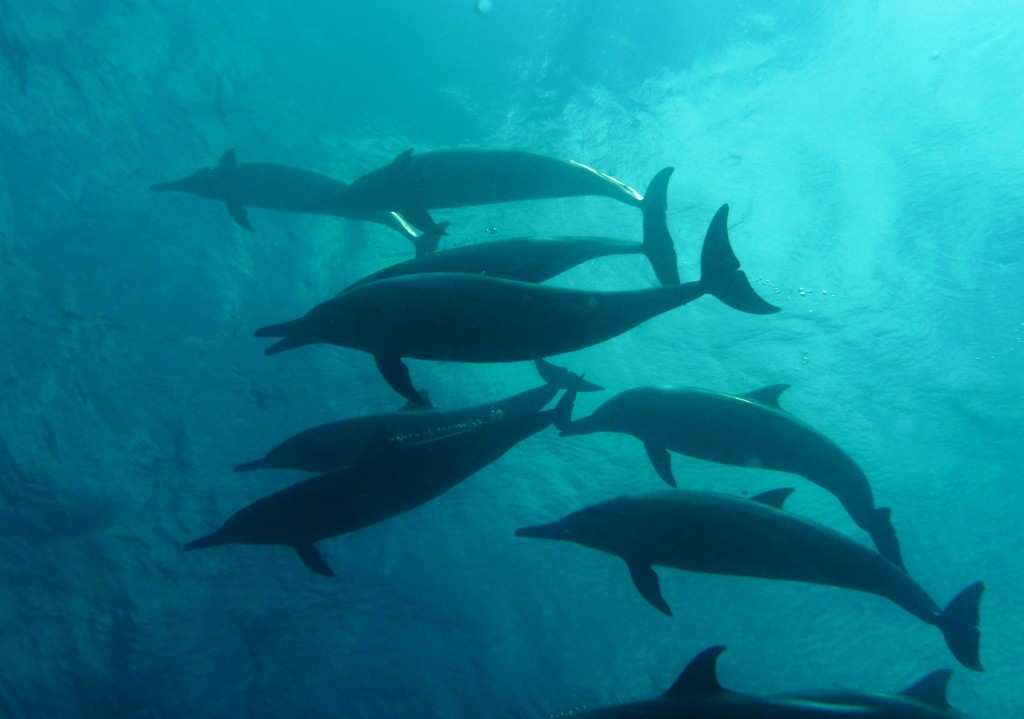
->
534;358;604;392
184;530;227;552
699;204;780;315
865;506;905;570
937;581;984;671
640;167;680;286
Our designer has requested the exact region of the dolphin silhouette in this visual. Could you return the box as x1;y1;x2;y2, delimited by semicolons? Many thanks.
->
151;148;439;255
314;148;675;253
558;645;972;717
233;359;601;474
186;388;576;575
256;204;779;405
557;383;904;569
516;489;983;671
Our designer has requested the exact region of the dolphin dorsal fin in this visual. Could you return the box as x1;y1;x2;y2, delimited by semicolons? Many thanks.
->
750;487;795;509
741;384;790;409
663;646;728;697
219;148;238;170
390;148;414;171
898;669;953;709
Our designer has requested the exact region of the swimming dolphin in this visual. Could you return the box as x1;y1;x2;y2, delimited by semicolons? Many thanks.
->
778;666;969;718
342;167;679;287
562;645;973;718
185;388;576;575
233;359;602;474
515;489;983;671
255;204;779;405
557;383;903;570
150;148;441;256
313;148;676;249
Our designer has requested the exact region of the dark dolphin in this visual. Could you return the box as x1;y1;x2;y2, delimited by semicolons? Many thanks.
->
185;388;575;575
314;148;676;253
562;645;972;718
150;148;440;256
557;383;903;569
255;204;779;405
515;489;984;671
341;166;679;286
778;666;969;718
233;359;602;474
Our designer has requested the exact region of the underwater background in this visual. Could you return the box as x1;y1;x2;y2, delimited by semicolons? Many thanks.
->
0;0;1021;716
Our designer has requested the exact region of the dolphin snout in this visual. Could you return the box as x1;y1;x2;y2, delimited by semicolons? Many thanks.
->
515;521;567;540
150;179;185;192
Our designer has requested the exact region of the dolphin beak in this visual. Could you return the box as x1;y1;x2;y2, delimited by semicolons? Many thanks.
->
150;179;185;192
514;521;566;540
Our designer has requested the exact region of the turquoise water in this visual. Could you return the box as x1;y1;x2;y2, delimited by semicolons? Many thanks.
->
1;1;1021;716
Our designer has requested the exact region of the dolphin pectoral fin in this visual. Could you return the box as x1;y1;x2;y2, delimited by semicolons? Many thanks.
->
641;167;680;286
374;356;430;406
411;221;449;258
644;443;676;487
401;206;445;236
749;487;795;509
551;381;580;432
662;645;728;697
295;543;336;577
398;390;432;411
698;204;780;315
626;560;672;616
741;384;791;409
936;581;984;671
226;200;254;232
219;147;238;169
865;506;905;571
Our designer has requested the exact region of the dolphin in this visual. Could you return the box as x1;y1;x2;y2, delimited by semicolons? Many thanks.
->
255;204;779;405
185;387;576;575
313;148;676;249
778;667;970;718
515;489;984;671
150;148;441;256
561;645;973;718
557;383;904;570
233;359;602;474
342;166;679;287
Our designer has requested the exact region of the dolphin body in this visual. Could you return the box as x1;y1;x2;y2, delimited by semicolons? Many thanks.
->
565;645;972;718
150;149;439;256
515;489;984;671
186;389;574;575
558;383;903;570
343;166;679;287
314;148;676;246
255;204;779;405
233;359;601;474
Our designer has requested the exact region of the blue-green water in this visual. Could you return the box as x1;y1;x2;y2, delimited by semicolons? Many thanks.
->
1;1;1020;716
